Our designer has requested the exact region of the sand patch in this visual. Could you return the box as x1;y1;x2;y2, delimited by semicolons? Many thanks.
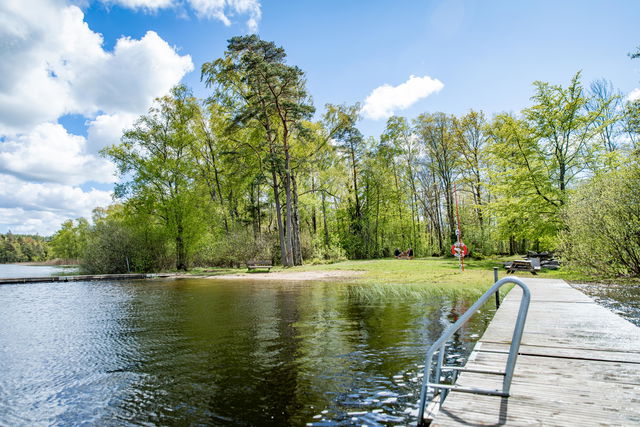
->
204;270;364;281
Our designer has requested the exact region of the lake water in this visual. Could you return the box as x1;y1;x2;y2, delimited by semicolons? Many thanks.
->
572;282;640;327
0;277;495;426
0;264;78;278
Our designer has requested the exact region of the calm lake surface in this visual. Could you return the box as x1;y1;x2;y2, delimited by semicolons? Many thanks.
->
0;277;495;426
0;264;78;278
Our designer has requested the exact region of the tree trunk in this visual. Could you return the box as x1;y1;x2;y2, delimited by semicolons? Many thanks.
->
211;152;228;234
350;145;361;219
311;176;317;235
250;183;260;240
200;121;229;235
475;182;484;231
176;220;186;271
291;174;303;265
432;176;444;255
282;143;294;267
444;180;456;243
322;191;330;254
375;185;381;257
271;167;289;266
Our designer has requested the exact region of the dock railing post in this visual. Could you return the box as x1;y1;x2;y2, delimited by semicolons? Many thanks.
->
417;277;530;424
502;281;530;394
494;267;500;308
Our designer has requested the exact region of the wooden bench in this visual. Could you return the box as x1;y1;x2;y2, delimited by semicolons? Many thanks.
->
506;258;541;275
246;260;273;272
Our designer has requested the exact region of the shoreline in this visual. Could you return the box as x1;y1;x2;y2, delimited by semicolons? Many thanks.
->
8;260;79;267
177;270;365;281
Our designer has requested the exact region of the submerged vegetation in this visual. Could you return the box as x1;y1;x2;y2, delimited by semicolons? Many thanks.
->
45;38;640;279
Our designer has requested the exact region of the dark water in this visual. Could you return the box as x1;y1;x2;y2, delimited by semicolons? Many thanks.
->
0;264;78;278
0;278;495;426
572;282;640;327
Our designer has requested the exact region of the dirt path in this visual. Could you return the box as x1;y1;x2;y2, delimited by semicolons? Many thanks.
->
198;270;364;281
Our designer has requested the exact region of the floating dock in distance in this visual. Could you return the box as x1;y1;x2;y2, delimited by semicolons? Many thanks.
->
428;278;640;426
0;273;168;285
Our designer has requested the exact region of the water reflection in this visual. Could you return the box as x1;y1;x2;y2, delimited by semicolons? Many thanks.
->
0;278;495;426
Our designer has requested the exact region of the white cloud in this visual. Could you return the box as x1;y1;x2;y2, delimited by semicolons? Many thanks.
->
70;30;194;115
0;123;116;185
362;75;444;120
187;0;261;32
0;1;193;134
627;88;640;102
102;0;174;10
0;208;64;235
0;175;113;235
0;0;193;234
86;112;138;154
100;0;261;32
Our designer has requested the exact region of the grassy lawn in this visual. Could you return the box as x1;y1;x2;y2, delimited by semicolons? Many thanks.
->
182;257;521;298
180;256;604;299
293;257;500;284
298;257;532;299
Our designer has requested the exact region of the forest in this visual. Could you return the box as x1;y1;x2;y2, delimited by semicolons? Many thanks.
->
45;36;640;276
0;232;48;263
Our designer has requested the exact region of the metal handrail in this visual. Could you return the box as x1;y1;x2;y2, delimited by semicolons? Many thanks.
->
417;277;531;424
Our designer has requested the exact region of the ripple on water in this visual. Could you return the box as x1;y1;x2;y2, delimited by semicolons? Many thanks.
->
0;278;495;426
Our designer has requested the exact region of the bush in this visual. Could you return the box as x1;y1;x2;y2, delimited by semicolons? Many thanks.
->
194;230;275;268
81;220;133;274
81;208;171;274
559;163;640;276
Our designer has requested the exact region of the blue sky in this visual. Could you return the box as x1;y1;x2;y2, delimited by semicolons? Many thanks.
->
86;0;640;134
0;0;639;235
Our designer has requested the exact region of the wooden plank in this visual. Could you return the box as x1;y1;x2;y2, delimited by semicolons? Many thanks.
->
429;278;640;426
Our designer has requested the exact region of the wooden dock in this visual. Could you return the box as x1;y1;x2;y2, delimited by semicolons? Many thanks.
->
430;278;640;426
0;273;165;285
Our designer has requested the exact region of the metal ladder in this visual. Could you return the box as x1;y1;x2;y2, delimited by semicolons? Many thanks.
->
417;277;531;425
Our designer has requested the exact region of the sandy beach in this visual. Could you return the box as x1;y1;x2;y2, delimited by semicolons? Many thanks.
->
196;270;364;281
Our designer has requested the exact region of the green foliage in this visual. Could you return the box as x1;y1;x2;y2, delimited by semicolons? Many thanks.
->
49;218;88;260
202;35;316;267
623;100;640;148
486;73;607;252
81;209;134;274
0;232;48;263
103;85;204;271
42;39;637;281
559;162;640;276
193;229;275;268
80;206;171;274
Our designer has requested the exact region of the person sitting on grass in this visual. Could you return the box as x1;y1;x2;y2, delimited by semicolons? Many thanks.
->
394;248;401;258
396;248;414;259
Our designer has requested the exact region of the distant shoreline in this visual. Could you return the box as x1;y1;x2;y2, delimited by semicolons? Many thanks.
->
4;259;79;267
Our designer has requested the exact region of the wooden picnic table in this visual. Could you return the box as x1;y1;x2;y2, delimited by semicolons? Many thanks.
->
506;258;541;275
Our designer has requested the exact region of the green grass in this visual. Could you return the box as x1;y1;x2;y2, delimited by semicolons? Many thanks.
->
290;257;514;299
291;257;500;284
179;256;620;298
180;256;610;300
181;257;521;299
